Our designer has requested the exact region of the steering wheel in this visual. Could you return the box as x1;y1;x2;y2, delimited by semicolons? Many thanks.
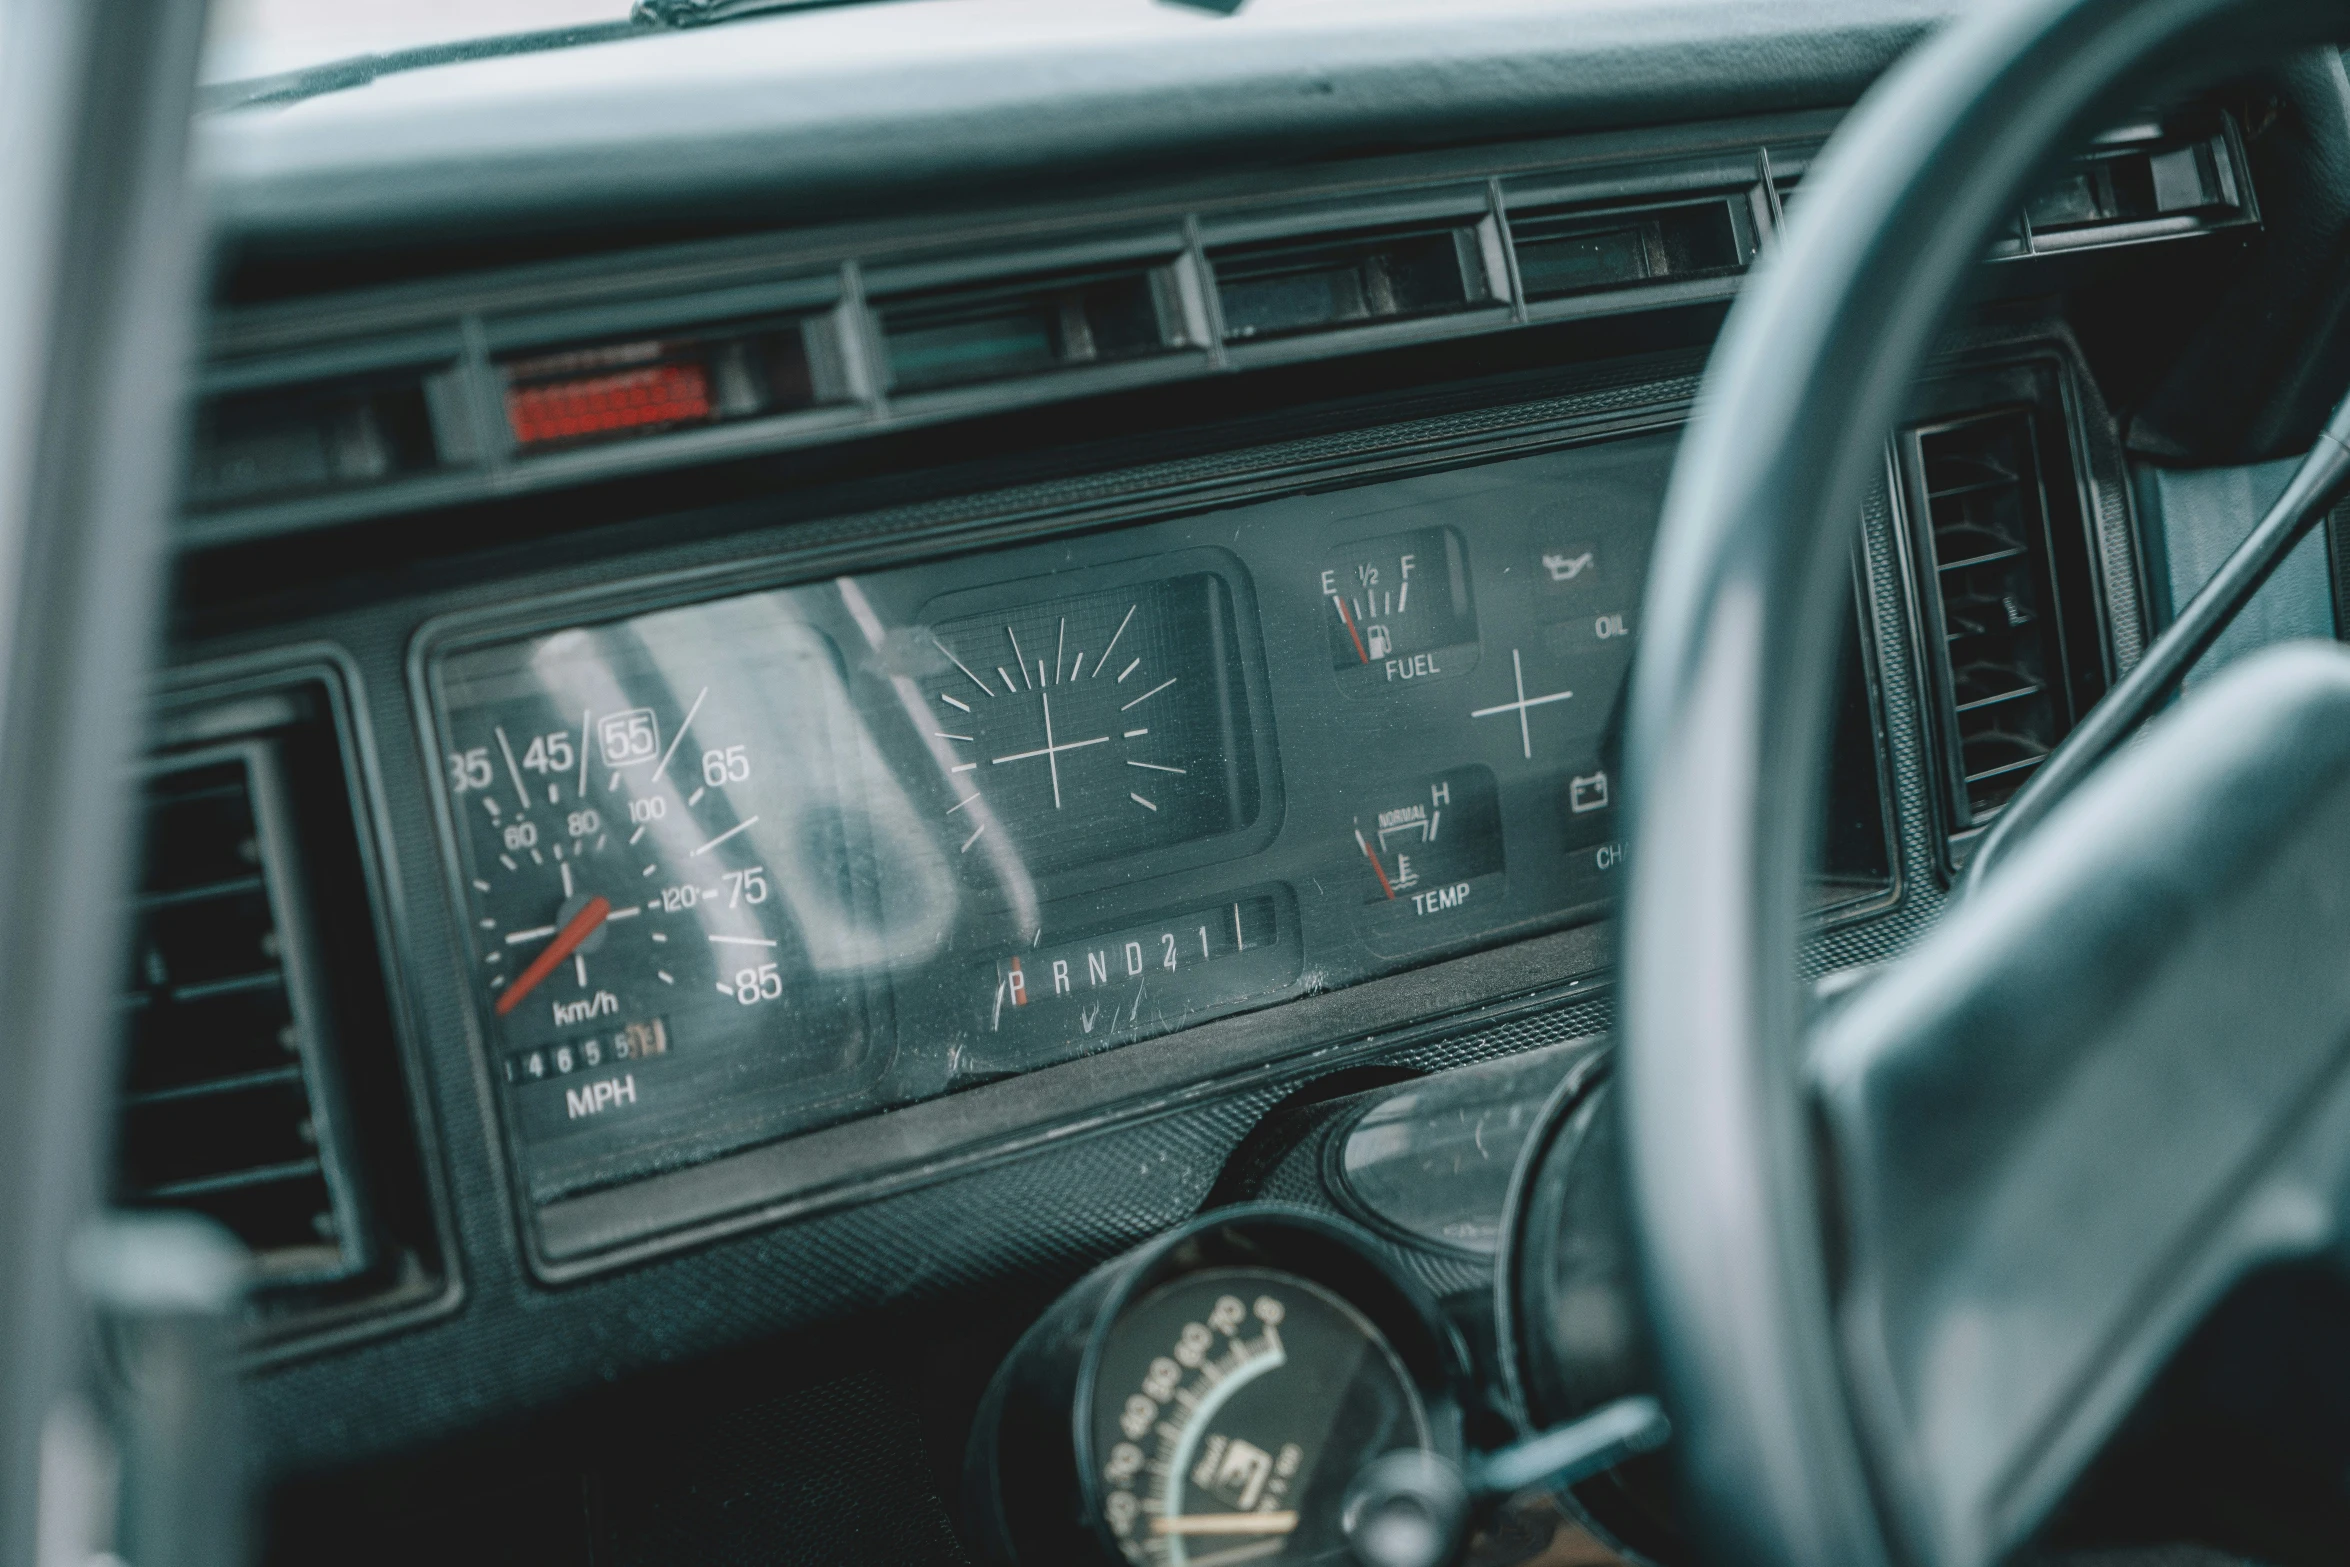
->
1623;1;2350;1564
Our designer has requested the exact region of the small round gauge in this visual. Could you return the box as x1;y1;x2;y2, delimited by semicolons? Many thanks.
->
1089;1269;1426;1565
963;1209;1463;1567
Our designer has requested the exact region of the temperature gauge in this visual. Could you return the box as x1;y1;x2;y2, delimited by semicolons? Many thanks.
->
1351;765;1505;945
1320;526;1479;696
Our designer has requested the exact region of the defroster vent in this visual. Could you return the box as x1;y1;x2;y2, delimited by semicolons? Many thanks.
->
1906;406;2099;835
119;740;369;1285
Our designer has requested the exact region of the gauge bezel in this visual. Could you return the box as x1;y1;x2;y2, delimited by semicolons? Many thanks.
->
964;1204;1467;1566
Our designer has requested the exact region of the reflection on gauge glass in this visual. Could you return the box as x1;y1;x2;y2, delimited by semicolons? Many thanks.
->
925;573;1259;880
436;601;948;1196
1088;1268;1429;1566
1321;526;1479;695
1334;1038;1596;1257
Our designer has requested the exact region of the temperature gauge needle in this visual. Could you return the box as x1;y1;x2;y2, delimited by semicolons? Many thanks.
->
496;894;610;1016
1355;828;1398;900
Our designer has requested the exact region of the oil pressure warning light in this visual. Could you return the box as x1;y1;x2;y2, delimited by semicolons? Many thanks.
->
1352;764;1505;939
1321;525;1480;696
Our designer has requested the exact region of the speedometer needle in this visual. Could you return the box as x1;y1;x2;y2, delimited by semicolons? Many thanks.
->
495;894;610;1016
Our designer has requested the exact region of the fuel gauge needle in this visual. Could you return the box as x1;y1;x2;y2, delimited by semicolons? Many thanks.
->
1354;828;1398;900
496;894;610;1016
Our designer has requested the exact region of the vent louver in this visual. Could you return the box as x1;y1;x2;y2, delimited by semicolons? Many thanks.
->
1778;109;2250;260
186;370;443;513
1211;221;1494;342
1508;194;1753;301
1908;408;2086;829
2020;114;2249;250
118;740;369;1285
876;264;1182;394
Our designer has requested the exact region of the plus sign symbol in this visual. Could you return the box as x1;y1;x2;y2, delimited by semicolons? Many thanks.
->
1469;648;1575;759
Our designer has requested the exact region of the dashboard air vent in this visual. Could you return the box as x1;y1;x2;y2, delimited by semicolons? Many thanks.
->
877;264;1181;394
498;318;826;454
186;369;442;513
1907;408;2084;827
119;739;370;1285
1211;221;1493;342
1779;109;2251;260
1508;194;1752;300
2022;114;2249;249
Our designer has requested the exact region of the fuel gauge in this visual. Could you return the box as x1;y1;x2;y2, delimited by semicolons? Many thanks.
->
1320;526;1479;695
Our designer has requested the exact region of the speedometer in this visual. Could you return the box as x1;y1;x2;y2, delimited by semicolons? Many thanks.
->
454;690;784;1038
435;604;899;1200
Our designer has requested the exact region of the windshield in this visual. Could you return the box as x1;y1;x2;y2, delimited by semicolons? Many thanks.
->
205;0;631;82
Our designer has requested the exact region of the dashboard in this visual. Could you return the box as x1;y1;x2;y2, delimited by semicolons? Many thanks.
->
116;5;2350;1559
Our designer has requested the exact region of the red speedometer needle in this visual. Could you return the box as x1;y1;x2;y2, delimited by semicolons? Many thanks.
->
495;894;611;1017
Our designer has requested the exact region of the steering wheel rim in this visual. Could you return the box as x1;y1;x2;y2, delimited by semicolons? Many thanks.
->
1619;2;2350;1564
